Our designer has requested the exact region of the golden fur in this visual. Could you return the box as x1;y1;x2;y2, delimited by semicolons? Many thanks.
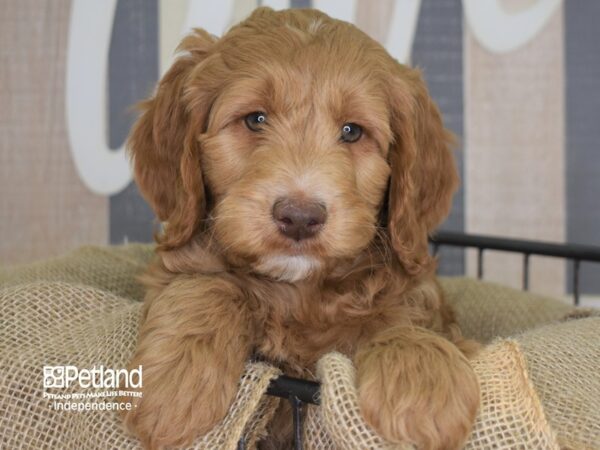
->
120;8;480;450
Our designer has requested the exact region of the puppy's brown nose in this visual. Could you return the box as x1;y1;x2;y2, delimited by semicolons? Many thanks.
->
272;198;327;241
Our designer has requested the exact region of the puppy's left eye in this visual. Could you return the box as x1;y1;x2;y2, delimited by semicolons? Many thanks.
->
340;123;362;143
245;112;267;132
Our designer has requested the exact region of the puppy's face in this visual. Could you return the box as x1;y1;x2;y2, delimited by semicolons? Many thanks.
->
202;48;392;281
130;8;457;281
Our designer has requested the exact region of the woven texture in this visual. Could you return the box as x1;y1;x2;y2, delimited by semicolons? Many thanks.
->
1;244;598;449
439;277;575;343
518;317;600;449
0;245;281;450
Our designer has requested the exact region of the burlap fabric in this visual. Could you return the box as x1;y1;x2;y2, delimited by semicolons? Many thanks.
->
1;245;598;449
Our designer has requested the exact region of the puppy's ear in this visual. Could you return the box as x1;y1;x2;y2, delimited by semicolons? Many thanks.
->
387;66;458;276
128;29;217;250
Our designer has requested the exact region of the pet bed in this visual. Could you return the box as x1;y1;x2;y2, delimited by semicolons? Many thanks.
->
0;244;598;449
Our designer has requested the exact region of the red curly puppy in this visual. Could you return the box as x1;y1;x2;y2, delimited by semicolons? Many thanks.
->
121;7;480;450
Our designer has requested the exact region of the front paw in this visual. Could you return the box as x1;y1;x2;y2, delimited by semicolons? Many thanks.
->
355;327;479;450
118;275;251;449
120;347;240;449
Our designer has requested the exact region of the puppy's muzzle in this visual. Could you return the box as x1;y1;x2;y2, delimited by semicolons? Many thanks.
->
272;197;327;242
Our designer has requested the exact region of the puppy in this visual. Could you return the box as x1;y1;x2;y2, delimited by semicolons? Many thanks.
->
121;7;480;450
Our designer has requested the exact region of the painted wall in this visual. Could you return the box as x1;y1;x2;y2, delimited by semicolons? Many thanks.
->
1;0;598;304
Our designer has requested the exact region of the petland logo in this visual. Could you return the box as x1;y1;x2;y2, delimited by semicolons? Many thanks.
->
43;365;142;389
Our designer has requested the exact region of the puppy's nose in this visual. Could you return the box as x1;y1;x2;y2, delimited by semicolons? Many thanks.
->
272;198;327;241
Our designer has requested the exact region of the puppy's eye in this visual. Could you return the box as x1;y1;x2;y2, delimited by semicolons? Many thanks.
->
340;123;362;143
245;112;267;132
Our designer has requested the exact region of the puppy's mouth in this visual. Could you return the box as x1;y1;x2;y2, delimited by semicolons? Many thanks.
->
275;235;323;252
253;232;326;282
268;217;327;257
259;197;328;281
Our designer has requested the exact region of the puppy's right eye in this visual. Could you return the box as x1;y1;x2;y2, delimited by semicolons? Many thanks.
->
244;112;267;132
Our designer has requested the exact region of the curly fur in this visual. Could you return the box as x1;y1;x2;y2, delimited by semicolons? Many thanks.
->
120;7;480;450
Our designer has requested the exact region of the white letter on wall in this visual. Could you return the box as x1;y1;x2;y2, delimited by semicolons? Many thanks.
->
463;0;561;54
159;0;235;75
66;0;132;195
315;0;421;65
385;0;421;64
313;0;357;23
183;0;235;37
261;0;291;11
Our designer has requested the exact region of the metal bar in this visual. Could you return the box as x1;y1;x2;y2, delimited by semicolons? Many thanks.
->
477;248;484;279
573;259;581;306
290;396;303;450
430;231;600;304
267;375;320;405
523;253;530;290
431;231;600;263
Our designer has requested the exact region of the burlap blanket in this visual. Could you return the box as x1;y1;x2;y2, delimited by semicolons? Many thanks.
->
1;245;598;449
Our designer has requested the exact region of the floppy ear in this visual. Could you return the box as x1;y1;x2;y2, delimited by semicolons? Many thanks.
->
128;29;217;250
387;66;458;276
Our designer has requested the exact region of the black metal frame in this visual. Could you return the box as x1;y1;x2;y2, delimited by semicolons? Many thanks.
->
237;376;320;450
238;231;600;449
431;231;600;305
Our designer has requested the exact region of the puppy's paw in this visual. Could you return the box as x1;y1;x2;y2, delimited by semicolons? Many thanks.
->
355;327;479;450
120;348;239;450
118;275;250;449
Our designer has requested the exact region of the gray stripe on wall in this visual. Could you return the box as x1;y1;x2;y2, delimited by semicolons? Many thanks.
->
411;0;464;275
291;0;312;8
565;0;600;294
108;0;159;244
